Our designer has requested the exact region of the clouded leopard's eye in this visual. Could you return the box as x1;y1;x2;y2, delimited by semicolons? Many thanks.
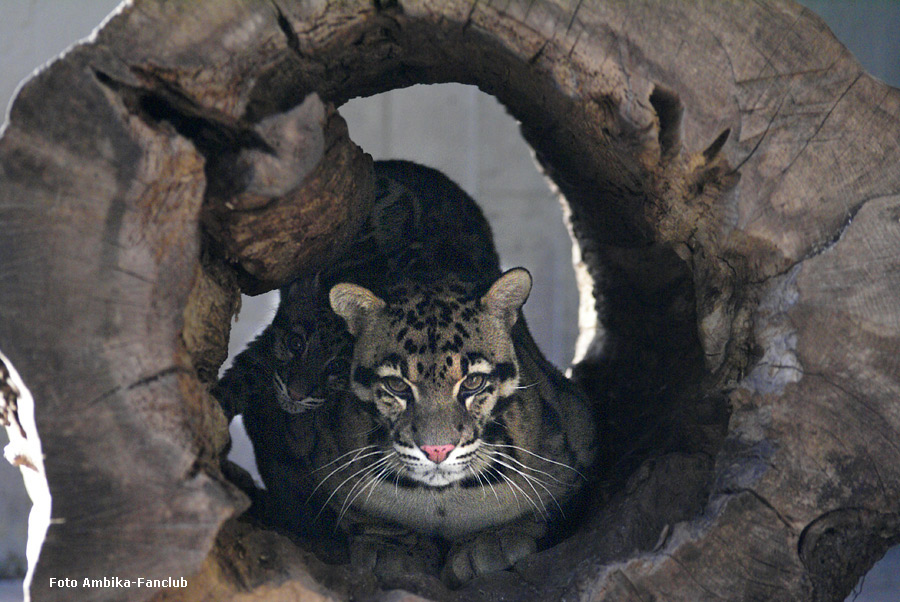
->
459;373;486;394
287;333;306;353
324;356;349;376
382;376;412;398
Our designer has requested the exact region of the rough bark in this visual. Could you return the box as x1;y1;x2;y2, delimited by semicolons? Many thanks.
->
1;1;898;601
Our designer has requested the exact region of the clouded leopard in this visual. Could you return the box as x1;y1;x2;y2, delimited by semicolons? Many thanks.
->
215;161;500;420
214;160;597;586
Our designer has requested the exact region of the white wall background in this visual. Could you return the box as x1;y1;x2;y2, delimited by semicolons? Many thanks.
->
1;2;898;601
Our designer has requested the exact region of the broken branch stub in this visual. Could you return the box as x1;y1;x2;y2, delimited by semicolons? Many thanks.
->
201;94;375;294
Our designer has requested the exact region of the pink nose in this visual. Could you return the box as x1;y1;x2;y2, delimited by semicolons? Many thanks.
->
421;444;456;464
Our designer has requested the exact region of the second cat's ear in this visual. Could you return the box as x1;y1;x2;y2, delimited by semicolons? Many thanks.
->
481;268;532;329
329;283;386;337
284;272;321;299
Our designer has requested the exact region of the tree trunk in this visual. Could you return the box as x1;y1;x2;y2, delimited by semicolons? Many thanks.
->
1;1;898;601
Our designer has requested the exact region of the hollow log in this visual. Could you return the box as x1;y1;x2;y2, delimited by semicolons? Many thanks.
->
1;1;899;601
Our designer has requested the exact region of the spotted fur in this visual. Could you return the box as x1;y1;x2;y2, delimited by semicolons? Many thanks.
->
327;269;596;537
215;160;597;586
215;160;501;417
212;275;350;421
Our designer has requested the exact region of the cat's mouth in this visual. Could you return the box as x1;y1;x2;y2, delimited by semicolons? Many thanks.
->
404;462;468;487
273;374;326;413
395;441;481;487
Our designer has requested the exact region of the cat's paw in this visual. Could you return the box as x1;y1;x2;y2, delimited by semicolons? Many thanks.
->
441;528;538;587
350;533;441;585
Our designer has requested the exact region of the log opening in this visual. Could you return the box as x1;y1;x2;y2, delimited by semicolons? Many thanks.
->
210;77;727;597
171;3;735;598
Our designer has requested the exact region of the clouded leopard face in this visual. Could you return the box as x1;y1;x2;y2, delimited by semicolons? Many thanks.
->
329;268;532;488
269;277;352;414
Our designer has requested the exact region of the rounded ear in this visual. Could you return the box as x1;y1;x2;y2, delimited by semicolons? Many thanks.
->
480;268;532;329
329;283;386;337
283;272;321;298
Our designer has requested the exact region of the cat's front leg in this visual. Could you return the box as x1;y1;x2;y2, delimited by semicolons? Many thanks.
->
441;517;546;587
349;525;442;585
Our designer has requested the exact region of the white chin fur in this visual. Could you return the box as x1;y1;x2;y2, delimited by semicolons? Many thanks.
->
409;466;467;487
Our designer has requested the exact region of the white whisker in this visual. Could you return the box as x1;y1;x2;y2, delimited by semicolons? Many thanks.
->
308;445;378;475
483;454;549;517
495;467;541;516
486;449;569;485
354;423;382;438
483;452;563;516
482;442;585;480
483;464;521;512
479;456;545;518
306;449;384;502
338;456;396;525
465;465;490;501
316;455;393;522
306;448;386;501
363;460;397;505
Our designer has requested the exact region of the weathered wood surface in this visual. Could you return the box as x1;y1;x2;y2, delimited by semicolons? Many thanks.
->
0;1;898;601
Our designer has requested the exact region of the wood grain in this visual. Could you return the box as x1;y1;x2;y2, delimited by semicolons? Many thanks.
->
0;1;897;600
